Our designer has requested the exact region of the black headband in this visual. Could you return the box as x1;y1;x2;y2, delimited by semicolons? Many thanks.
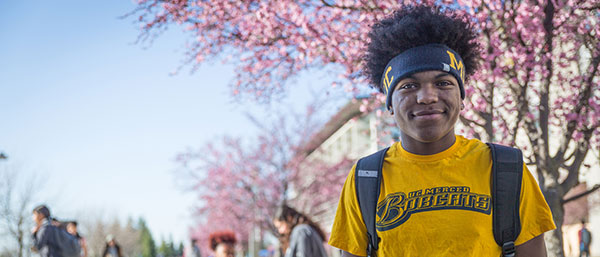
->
382;44;466;110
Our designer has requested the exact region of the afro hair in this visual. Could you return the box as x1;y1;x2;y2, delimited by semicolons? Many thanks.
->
364;5;481;93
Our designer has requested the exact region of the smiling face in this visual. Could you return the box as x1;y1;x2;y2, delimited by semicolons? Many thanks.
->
391;70;462;154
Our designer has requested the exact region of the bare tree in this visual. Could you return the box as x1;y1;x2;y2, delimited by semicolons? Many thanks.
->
0;164;46;257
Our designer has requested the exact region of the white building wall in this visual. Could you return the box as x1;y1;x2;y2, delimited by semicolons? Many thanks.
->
300;113;377;257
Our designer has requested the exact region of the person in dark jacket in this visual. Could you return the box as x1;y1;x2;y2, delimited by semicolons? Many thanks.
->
579;220;592;257
31;205;60;257
102;235;123;257
273;204;327;257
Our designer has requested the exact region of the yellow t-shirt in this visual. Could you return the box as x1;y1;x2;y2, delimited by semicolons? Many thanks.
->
328;135;556;257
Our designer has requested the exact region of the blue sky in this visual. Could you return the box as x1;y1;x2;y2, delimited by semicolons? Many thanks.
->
0;0;349;244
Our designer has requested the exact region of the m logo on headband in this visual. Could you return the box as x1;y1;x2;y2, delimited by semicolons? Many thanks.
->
446;50;465;83
383;66;394;94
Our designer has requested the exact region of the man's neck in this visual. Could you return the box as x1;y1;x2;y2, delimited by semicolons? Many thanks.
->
400;133;456;155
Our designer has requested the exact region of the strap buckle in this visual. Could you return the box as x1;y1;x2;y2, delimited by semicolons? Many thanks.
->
502;241;516;257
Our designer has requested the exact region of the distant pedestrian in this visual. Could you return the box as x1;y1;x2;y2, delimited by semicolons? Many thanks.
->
273;204;327;257
66;221;88;257
31;205;81;257
102;235;123;257
209;231;236;257
31;205;60;257
184;238;202;257
579;220;592;257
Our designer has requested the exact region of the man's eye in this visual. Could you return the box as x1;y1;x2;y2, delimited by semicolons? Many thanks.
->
437;81;453;87
399;83;417;89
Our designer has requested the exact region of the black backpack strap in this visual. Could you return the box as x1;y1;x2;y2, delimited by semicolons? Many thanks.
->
487;143;523;257
355;147;389;257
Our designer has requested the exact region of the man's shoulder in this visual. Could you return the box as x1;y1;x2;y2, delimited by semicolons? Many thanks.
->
454;135;493;158
457;135;489;149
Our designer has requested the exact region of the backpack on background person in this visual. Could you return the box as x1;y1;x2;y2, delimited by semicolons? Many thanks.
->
53;225;82;257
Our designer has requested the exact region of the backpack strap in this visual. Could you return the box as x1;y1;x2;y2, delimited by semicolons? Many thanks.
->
487;143;523;257
355;147;389;257
355;144;522;257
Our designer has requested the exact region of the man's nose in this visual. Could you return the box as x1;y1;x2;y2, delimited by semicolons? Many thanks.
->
416;84;438;104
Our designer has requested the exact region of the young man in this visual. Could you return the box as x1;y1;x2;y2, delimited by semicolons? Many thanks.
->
328;5;556;257
31;205;59;257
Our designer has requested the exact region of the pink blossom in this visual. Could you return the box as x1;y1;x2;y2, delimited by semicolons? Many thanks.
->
132;2;600;252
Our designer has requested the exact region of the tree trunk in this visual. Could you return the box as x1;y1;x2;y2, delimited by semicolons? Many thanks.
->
18;234;24;257
544;186;565;257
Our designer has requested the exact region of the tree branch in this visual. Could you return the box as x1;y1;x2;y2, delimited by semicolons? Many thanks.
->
580;4;600;11
535;0;556;176
562;184;600;204
560;131;594;193
319;0;379;11
555;53;600;166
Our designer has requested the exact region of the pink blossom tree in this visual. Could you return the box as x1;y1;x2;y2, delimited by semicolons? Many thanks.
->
456;1;600;254
177;103;351;255
132;1;600;255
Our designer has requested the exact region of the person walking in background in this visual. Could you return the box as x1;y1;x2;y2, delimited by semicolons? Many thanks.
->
66;221;88;257
273;204;327;257
184;238;202;257
31;205;60;257
208;231;236;257
579;220;592;257
103;235;123;257
31;205;81;257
